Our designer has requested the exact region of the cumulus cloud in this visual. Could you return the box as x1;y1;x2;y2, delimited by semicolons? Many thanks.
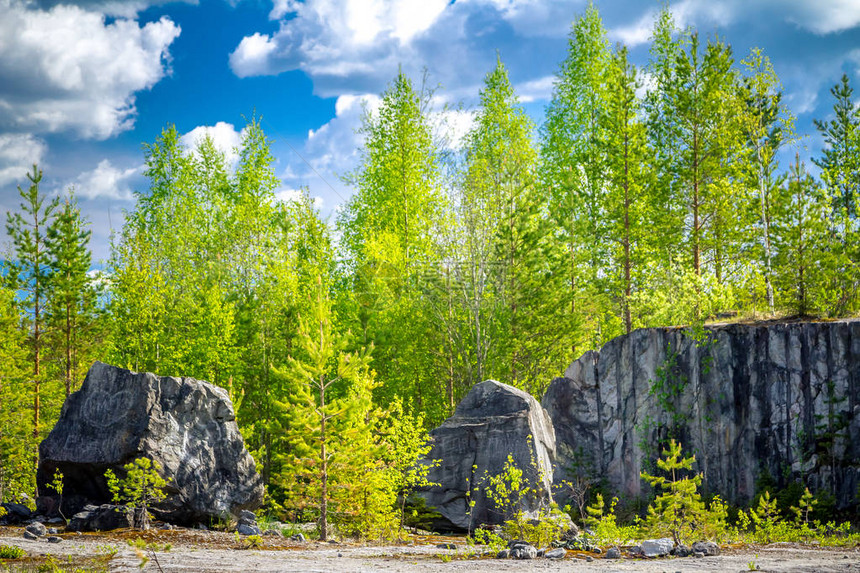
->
180;122;244;168
70;159;141;201
0;0;181;139
231;0;449;82
0;133;47;186
280;93;379;212
32;0;197;18
612;0;860;47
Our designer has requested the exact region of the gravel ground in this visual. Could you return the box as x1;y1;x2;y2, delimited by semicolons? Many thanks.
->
0;527;858;572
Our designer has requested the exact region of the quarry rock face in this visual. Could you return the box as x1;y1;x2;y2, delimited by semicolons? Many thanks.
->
418;380;556;531
37;362;263;525
542;320;860;509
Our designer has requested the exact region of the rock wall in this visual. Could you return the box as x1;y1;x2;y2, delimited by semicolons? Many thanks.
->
418;380;556;531
542;320;860;509
37;362;263;524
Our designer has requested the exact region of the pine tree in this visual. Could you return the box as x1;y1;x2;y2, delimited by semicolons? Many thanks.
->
540;1;612;351
738;49;794;314
274;277;386;540
646;14;744;314
0;286;31;501
601;46;650;334
46;190;96;397
338;70;446;413
640;439;706;545
813;74;860;314
4;164;58;443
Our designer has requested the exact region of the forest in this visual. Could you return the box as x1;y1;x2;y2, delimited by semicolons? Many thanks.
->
1;4;858;535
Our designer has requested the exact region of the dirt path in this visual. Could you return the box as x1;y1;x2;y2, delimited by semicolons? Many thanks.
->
0;528;858;572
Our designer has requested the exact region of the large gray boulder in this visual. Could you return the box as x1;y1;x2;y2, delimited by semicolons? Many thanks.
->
37;362;263;525
417;380;555;531
543;320;860;510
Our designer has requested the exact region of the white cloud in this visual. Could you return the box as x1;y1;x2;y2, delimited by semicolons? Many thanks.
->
516;75;555;103
0;0;181;139
611;0;860;47
0;134;47;186
181;122;244;168
71;159;141;201
230;0;449;80
433;109;474;151
33;0;197;19
274;187;324;209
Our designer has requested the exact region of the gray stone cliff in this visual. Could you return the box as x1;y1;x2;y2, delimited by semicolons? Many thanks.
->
542;320;860;509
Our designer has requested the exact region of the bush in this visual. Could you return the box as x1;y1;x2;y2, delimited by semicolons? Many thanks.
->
0;544;25;559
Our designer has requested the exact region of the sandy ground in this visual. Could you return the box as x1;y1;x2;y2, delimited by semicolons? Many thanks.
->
0;527;858;572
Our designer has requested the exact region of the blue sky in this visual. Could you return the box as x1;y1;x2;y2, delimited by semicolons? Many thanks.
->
2;0;860;262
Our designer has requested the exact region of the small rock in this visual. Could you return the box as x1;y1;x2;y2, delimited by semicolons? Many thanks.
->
693;551;704;558
691;541;719;556
337;552;342;557
23;530;39;540
586;556;593;562
46;528;57;535
290;533;306;542
496;549;510;559
239;510;256;523
327;539;338;544
236;523;261;536
640;537;674;557
605;546;621;559
159;524;173;530
25;523;47;537
47;517;64;524
673;544;691;557
47;536;62;543
263;529;281;536
545;548;565;559
511;545;537;560
507;539;528;548
436;543;456;550
536;548;546;557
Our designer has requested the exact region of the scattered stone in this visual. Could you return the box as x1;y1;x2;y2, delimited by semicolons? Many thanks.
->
673;544;691;557
605;546;621;559
586;556;593;562
237;523;261;536
536;548;546;557
693;551;704;558
66;504;144;532
46;528;57;535
692;541;720;556
564;536;598;552
511;544;537;560
36;362;264;525
290;533;305;542
22;531;39;541
47;536;62;543
239;510;256;523
0;503;32;525
263;529;281;536
47;517;64;524
25;522;47;537
436;543;456;550
545;548;565;559
640;537;674;557
417;380;556;531
496;549;510;559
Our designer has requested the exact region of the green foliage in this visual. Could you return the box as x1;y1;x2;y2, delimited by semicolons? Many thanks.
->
47;469;65;520
0;545;25;559
104;457;169;530
584;494;639;546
